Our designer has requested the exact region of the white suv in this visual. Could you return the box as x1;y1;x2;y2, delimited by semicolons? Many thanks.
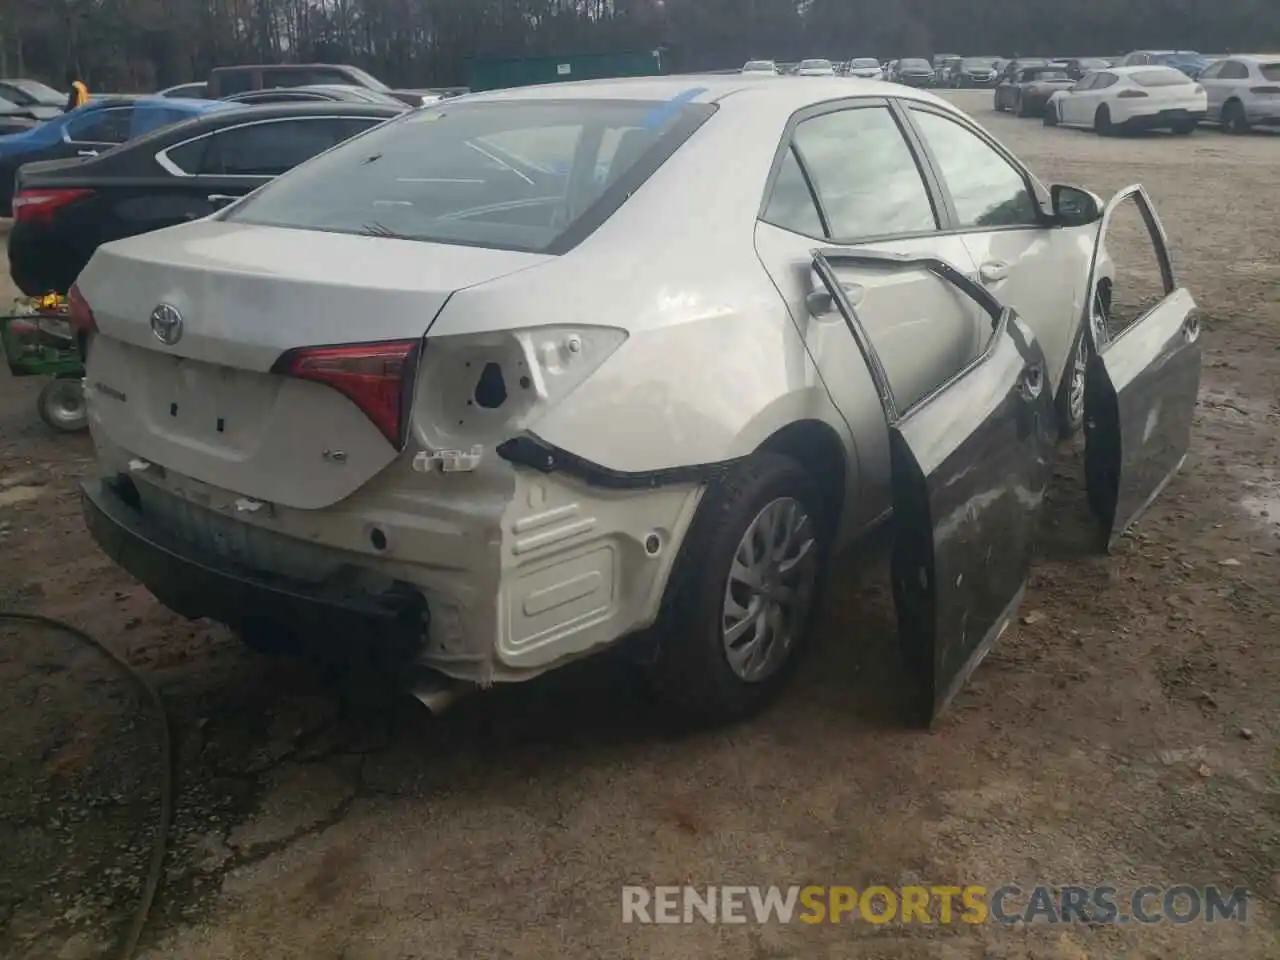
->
1199;55;1280;133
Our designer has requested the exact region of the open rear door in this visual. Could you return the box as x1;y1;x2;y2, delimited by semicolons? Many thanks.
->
812;250;1057;725
1082;185;1203;550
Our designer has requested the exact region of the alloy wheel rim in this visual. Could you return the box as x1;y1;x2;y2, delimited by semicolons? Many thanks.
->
1068;333;1088;425
46;381;86;428
721;497;819;684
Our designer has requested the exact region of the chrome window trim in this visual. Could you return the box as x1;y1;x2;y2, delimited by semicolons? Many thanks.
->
153;113;383;178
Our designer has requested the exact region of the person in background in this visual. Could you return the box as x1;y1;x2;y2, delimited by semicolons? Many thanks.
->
64;71;89;112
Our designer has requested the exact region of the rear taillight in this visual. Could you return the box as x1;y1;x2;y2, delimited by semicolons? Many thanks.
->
1251;85;1280;94
272;339;419;447
11;188;94;224
67;283;97;362
1118;89;1149;98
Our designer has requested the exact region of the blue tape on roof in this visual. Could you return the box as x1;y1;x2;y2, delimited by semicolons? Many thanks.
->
641;86;707;129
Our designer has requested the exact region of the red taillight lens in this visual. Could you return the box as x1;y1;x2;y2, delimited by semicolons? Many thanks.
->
1117;89;1149;98
272;340;419;447
11;188;94;224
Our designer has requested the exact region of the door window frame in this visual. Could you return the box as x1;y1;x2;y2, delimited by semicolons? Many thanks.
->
896;101;1051;238
756;96;949;244
155;114;381;177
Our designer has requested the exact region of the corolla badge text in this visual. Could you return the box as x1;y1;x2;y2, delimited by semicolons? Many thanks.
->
150;303;184;346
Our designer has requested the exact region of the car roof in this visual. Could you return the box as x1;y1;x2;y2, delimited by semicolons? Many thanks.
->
454;74;948;108
213;101;403;117
1108;65;1191;75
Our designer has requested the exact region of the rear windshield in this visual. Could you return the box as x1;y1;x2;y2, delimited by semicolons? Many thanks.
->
1133;68;1191;87
962;58;995;69
901;59;931;70
851;59;879;68
224;98;714;253
743;61;775;71
1260;63;1280;81
800;60;832;69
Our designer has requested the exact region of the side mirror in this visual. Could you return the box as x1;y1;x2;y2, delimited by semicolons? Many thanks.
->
1050;184;1103;227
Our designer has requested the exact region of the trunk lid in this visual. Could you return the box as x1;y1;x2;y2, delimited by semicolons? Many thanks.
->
80;220;551;509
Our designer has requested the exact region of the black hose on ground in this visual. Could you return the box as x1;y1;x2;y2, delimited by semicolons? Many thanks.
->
0;611;172;960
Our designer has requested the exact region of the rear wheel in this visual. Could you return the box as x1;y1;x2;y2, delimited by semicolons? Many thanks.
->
1094;104;1114;136
1043;102;1059;126
1172;120;1197;135
37;377;87;433
648;452;828;724
1222;100;1250;135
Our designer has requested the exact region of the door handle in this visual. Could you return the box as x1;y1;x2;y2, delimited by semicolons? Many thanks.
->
979;261;1010;284
76;149;98;157
206;194;238;206
1183;313;1201;343
806;281;864;316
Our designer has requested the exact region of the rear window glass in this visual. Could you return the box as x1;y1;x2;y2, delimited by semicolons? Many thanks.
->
1133;68;1191;87
224;99;714;253
1261;63;1280;81
901;60;930;70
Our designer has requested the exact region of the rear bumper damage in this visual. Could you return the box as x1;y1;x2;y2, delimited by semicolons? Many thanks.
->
84;436;703;684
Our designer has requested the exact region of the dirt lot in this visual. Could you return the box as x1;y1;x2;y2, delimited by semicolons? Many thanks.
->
1;90;1277;960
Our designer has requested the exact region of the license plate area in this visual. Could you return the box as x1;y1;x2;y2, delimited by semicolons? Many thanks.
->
147;355;282;450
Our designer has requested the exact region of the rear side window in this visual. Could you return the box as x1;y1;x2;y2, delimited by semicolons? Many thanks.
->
789;106;937;241
225;99;714;253
1262;63;1280;81
1219;61;1251;81
1132;68;1190;87
167;117;376;176
762;147;824;237
66;107;134;144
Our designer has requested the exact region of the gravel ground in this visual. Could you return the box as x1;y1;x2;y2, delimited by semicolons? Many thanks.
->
0;90;1277;959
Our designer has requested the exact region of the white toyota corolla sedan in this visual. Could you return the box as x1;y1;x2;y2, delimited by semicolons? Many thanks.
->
71;76;1201;724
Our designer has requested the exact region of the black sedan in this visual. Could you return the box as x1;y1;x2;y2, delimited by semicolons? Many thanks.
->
994;66;1075;116
223;84;410;107
7;102;403;297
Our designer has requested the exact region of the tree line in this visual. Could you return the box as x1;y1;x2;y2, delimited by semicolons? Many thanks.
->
0;0;1276;92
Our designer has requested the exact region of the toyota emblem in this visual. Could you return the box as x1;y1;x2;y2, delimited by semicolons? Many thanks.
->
150;303;184;346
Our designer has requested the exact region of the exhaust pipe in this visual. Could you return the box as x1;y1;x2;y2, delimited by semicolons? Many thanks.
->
411;670;474;714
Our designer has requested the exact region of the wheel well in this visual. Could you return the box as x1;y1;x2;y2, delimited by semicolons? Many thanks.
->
757;420;848;527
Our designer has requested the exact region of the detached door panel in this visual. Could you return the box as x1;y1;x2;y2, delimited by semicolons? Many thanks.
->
1083;185;1202;549
813;251;1056;723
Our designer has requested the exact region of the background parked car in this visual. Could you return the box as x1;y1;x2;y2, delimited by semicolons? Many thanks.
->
8;101;401;297
998;66;1076;117
1119;50;1209;79
1199;55;1280;133
223;84;410;106
894;58;934;86
797;59;836;76
1061;57;1112;81
741;60;780;76
159;82;209;99
1045;65;1206;134
955;56;999;87
846;58;884;80
0;97;42;135
0;96;231;216
0;78;67;116
935;55;963;86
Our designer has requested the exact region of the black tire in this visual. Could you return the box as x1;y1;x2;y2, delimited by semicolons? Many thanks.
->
1043;102;1059;126
37;377;87;433
1172;120;1196;135
1222;100;1250;135
1094;104;1114;136
647;452;830;724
